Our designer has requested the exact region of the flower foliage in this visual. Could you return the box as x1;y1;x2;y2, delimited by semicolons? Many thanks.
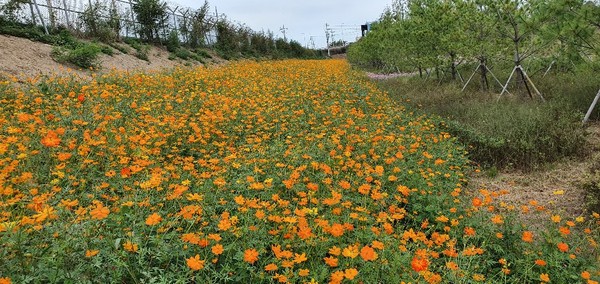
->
0;60;598;283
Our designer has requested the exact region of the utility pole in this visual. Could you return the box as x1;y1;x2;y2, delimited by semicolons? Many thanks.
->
325;23;330;56
280;25;288;41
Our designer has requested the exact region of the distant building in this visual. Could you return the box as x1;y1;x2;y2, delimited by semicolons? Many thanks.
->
361;22;374;37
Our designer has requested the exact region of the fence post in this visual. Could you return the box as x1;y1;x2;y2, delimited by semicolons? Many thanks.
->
46;0;56;29
128;0;137;38
61;0;71;29
31;0;49;34
28;2;37;25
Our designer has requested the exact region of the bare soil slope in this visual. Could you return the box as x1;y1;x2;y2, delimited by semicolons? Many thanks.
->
0;34;204;79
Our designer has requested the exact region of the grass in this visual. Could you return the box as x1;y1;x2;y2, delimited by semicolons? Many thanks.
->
0;60;598;283
374;67;592;170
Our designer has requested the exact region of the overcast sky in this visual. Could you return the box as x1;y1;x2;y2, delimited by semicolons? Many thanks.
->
170;0;392;49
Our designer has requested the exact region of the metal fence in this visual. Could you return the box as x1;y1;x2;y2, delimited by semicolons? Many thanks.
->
0;0;217;45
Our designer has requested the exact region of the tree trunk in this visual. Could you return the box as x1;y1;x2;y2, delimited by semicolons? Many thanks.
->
418;66;423;78
517;67;533;98
479;57;489;92
450;52;457;81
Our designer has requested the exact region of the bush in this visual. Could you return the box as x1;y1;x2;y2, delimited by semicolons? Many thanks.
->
124;38;150;61
52;42;102;69
99;44;114;55
166;30;180;52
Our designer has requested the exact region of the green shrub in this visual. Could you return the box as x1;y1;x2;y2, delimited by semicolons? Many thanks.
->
166;30;180;52
109;42;129;54
194;48;212;59
99;44;114;55
52;43;102;69
174;47;192;60
124;38;150;61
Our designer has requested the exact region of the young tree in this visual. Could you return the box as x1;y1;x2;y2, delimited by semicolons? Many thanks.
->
132;0;168;42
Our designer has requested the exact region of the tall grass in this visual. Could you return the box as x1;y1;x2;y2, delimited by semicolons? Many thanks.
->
375;67;592;170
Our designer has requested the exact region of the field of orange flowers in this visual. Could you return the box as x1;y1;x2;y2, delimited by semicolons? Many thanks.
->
0;59;598;283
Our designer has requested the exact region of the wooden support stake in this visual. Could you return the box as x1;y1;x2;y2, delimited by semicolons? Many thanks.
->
461;64;480;92
583;88;600;125
519;65;545;102
486;65;510;94
543;60;555;78
498;65;518;102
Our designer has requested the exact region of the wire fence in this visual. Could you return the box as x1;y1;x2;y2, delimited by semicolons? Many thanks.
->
0;0;218;45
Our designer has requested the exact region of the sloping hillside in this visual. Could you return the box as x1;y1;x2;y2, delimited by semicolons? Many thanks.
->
0;34;209;79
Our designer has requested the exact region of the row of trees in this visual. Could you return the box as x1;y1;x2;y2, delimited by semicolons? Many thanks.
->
0;0;319;58
348;0;600;92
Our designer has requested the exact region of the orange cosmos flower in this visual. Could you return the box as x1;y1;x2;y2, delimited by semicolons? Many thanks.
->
41;130;61;147
472;197;482;207
293;253;307;264
264;263;278;272
329;246;341;256
535;259;547;266
145;213;162;225
211;244;224;255
339;180;351;190
446;261;459;270
581;271;591;279
540;273;550;283
411;256;429;272
85;249;99;258
123;241;138;252
120;167;131;177
357;184;371;195
464;227;476;237
0;278;11;284
329;223;344;237
57;152;72;161
298;269;310;277
89;203;110;220
491;215;504;224
359;245;377;261
344;268;359;280
557;242;569;252
243;248;259;264
522;231;534;243
323;256;338;267
186;254;205;271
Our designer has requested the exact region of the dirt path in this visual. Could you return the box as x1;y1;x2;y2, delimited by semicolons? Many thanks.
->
468;122;600;220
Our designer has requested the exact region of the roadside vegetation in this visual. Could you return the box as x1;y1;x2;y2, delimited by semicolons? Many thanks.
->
0;0;322;70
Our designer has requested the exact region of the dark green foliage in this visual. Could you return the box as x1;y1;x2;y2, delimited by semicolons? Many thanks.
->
124;37;150;61
99;44;114;55
215;20;238;59
80;0;120;43
132;0;168;42
166;30;180;52
51;42;102;69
